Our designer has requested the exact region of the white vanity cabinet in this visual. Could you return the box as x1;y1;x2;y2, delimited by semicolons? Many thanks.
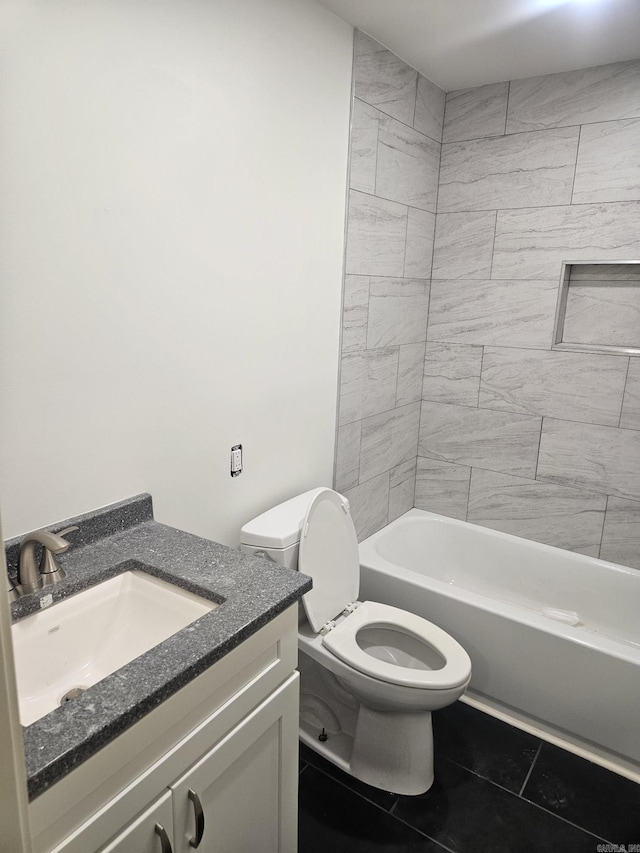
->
30;606;299;853
93;678;298;853
170;677;298;853
98;792;174;853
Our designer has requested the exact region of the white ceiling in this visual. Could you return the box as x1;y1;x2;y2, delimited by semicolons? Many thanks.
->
316;0;640;91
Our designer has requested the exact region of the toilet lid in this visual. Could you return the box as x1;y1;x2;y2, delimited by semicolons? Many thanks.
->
298;489;360;633
322;601;472;689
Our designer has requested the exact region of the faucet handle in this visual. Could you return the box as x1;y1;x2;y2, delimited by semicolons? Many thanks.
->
55;525;79;544
39;525;78;581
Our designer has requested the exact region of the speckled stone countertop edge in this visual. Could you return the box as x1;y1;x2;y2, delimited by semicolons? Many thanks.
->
6;496;311;801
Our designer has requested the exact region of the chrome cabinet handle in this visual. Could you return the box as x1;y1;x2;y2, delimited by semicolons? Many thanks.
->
154;822;173;853
187;788;205;848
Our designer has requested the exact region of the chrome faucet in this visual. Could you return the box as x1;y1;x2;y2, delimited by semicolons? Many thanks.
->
17;526;78;595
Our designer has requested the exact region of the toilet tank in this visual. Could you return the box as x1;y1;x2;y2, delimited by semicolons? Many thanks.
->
239;488;325;570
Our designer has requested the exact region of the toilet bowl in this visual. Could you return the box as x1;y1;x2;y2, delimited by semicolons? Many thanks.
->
240;487;471;795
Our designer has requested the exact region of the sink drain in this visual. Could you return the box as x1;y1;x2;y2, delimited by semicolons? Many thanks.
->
60;687;87;705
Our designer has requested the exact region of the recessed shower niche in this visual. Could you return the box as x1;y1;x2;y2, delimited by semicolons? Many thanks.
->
553;261;640;356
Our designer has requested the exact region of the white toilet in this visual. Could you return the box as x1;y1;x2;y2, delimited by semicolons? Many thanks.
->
240;487;471;795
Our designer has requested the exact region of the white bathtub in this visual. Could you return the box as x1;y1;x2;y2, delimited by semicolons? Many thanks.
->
359;509;640;781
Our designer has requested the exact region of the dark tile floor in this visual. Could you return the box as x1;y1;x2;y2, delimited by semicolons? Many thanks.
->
298;701;640;853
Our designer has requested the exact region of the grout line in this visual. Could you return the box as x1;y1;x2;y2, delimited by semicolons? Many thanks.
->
419;197;640;214
477;345;485;408
597;494;609;560
421;397;633;437
617;357;631;428
339;395;424;431
443;122;585;147
569;124;582;205
302;757;399;814
349;186;438;216
393;345;401;413
533;416;544;481
439;753;610;845
302;746;612;850
464;466;472;522
411;70;418;129
442;116;634;147
487;209;499;279
519;741;543;796
364;275;372;353
441;92;450;144
518;790;612;845
389;811;460;853
401;207;410;276
504;81;511;135
353;95;443;146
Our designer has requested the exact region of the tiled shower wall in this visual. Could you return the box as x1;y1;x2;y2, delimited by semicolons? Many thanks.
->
419;60;640;569
336;32;640;570
335;31;445;540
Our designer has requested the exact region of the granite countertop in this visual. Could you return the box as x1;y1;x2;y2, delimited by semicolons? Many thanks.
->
6;494;311;801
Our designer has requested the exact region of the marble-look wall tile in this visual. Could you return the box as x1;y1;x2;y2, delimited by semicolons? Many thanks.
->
367;277;429;347
346;191;407;277
600;496;640;569
492;202;640;280
344;471;390;541
620;358;640;431
342;275;369;353
353;31;418;127
396;342;426;407
350;99;380;194
467;469;606;556
443;82;509;143
423;342;483;406
431;211;496;279
414;457;471;520
339;348;398;425
572;118;640;205
359;402;421;482
419;401;541;478
389;459;417;521
562;279;640;349
427;279;557;349
335;421;361;493
479;348;629;427
438;128;579;213
404;207;436;278
537;418;640;501
376;117;440;211
414;74;446;143
507;60;640;133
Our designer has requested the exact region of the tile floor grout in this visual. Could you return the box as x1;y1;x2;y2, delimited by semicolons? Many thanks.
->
301;745;615;850
518;741;543;796
299;701;640;851
301;758;457;852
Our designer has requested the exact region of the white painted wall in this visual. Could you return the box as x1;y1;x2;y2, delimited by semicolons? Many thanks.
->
0;0;353;544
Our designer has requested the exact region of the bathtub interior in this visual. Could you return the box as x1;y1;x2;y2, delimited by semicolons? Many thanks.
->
361;509;640;648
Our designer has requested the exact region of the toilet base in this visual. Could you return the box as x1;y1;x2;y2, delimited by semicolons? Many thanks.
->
300;709;434;795
351;705;434;795
299;651;435;795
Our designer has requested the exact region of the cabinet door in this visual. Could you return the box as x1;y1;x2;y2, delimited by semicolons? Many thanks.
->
98;790;174;853
171;674;299;853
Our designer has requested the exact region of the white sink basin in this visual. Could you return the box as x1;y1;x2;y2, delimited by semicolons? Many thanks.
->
12;570;217;726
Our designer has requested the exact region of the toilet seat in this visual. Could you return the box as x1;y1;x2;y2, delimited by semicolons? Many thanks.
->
322;601;471;690
297;488;470;691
